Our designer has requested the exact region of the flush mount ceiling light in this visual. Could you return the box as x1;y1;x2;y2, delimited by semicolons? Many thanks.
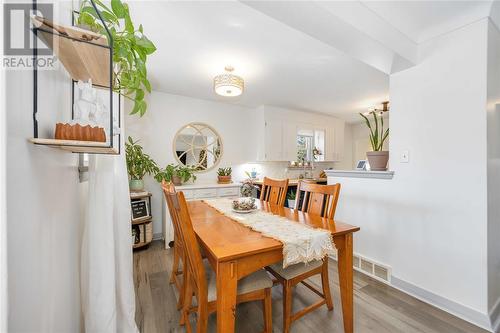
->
365;101;389;116
213;66;244;97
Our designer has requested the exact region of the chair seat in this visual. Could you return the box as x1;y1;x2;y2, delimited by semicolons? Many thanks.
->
269;260;323;280
205;262;273;302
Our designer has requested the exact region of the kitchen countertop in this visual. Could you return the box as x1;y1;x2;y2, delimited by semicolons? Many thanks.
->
175;182;241;190
173;177;328;190
252;178;327;186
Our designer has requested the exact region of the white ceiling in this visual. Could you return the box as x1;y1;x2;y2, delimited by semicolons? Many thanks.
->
129;1;493;122
361;1;493;44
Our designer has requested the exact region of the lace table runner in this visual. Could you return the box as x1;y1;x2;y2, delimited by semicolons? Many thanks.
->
202;198;336;268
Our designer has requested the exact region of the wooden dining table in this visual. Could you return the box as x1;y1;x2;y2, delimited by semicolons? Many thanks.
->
187;199;360;333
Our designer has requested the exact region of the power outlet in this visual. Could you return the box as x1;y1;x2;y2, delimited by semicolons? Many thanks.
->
401;150;409;163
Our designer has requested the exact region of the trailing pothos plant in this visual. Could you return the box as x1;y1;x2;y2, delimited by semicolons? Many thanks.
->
77;0;156;116
359;112;389;151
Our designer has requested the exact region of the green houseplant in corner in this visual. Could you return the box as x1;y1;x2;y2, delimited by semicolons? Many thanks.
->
125;136;159;191
77;0;157;116
359;111;390;171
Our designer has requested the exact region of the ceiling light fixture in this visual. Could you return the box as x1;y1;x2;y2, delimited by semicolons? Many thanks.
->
213;66;244;97
364;101;389;116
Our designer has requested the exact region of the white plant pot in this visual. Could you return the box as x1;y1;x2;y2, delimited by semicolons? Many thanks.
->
288;199;296;208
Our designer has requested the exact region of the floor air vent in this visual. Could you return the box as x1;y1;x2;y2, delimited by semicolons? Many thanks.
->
331;253;391;284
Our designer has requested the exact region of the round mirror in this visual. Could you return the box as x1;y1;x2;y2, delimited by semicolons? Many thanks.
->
173;123;223;172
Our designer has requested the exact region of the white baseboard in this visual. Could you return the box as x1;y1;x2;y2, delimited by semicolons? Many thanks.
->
153;232;163;241
391;276;492;332
489;297;500;333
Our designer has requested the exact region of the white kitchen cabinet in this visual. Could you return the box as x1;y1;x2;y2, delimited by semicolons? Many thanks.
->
283;121;298;161
256;105;344;162
264;119;283;161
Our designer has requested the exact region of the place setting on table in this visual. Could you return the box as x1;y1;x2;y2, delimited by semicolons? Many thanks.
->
163;178;360;333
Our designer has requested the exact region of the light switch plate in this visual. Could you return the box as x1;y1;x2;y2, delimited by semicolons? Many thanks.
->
401;150;409;163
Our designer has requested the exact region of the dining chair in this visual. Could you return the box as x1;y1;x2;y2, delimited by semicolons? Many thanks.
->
266;181;341;333
164;183;274;333
295;181;341;219
161;181;185;310
259;177;289;206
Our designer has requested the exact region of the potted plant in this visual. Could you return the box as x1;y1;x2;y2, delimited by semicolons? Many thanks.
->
77;0;157;116
125;136;159;191
287;190;297;208
155;164;197;186
359;111;389;171
217;167;232;184
175;165;197;185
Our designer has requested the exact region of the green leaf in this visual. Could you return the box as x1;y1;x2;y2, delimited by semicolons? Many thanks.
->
100;10;118;24
111;0;126;18
135;89;144;101
139;100;147;117
78;11;97;27
372;112;379;150
142;78;151;93
80;6;99;20
135;35;156;54
139;24;143;33
92;0;114;14
135;47;146;62
130;100;141;115
381;129;389;148
124;4;134;33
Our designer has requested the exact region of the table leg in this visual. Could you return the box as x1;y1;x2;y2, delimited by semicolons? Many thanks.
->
335;233;354;333
216;261;238;333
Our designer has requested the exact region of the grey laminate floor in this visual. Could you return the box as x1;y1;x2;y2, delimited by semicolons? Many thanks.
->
134;241;487;333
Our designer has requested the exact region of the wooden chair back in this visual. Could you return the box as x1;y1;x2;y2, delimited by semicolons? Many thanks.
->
162;181;183;248
295;181;341;220
163;183;208;306
260;177;289;206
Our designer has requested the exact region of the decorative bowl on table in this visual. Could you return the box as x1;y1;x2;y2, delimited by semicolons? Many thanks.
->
232;197;257;214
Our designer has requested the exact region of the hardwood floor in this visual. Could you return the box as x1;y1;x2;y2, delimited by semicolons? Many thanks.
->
134;241;487;333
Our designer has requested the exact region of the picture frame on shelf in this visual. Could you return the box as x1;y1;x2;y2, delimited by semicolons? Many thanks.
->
355;160;368;171
131;199;150;221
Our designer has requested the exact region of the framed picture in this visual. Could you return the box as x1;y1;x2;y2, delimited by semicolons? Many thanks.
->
131;199;150;221
355;160;368;171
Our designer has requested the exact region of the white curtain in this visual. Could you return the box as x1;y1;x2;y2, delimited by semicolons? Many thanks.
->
81;141;138;333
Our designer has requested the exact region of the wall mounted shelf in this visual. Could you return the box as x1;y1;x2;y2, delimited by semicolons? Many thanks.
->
30;0;120;155
29;138;119;154
33;16;110;87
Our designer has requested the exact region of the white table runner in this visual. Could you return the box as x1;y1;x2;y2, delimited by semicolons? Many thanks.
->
203;199;336;268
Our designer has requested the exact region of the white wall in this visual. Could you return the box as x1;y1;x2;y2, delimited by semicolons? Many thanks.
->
6;2;84;332
329;19;491;328
486;20;500;331
339;123;353;170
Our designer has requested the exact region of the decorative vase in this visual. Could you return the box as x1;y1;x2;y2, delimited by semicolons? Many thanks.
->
129;179;144;191
172;175;182;186
366;151;389;171
288;199;296;208
218;175;232;184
